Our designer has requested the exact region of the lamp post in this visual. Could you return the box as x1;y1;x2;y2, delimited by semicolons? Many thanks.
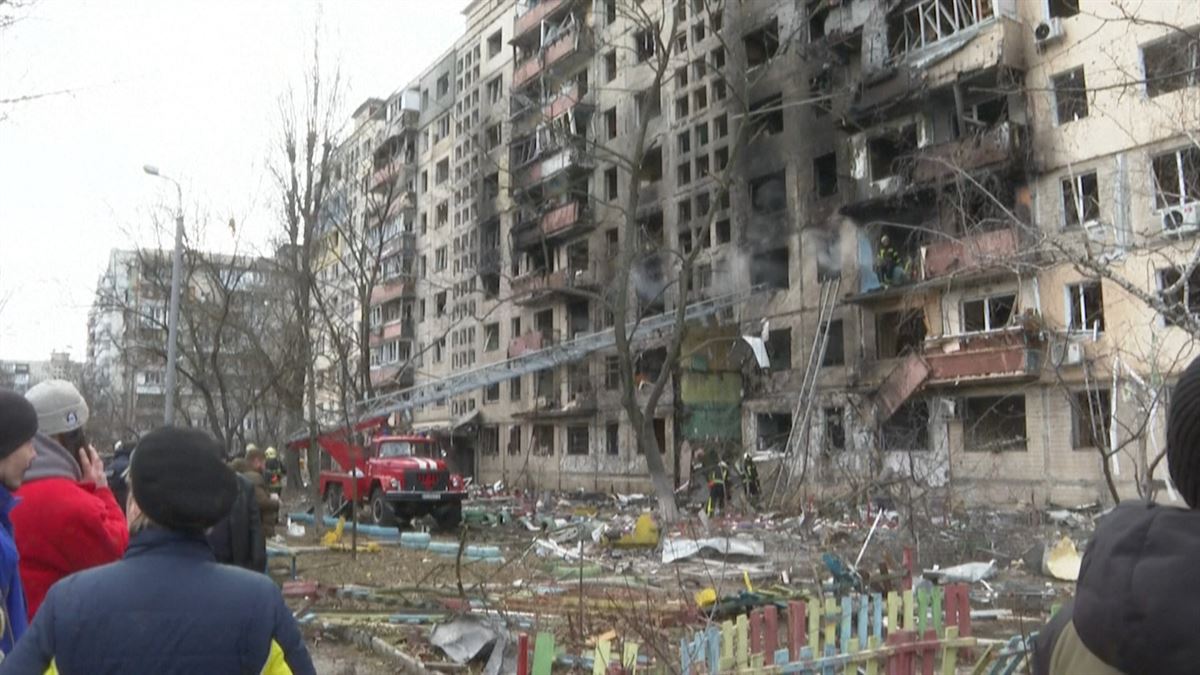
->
142;164;184;426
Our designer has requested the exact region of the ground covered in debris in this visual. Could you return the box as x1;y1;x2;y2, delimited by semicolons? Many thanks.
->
279;490;1096;673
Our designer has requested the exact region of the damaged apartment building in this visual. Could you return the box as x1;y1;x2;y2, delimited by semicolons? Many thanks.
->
319;0;1200;505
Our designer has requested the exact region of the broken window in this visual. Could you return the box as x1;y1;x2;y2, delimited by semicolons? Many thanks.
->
605;355;620;390
823;319;845;366
756;412;792;453
678;131;691;155
605;107;618;140
868;125;918;181
1143;29;1200;98
1072;390;1112;450
963;395;1028;453
605;51;617;82
888;0;995;56
532;425;555;456
810;71;832;117
877;309;926;358
1061;172;1100;227
1053;67;1089;124
823;407;845;453
507;425;522;455
635;29;656;62
510;376;522;401
485;123;502;150
962;293;1015;332
636;347;667;381
813;152;838;198
748;94;784;137
750;248;790;290
484;383;500;402
881;399;931;452
1152;146;1200;210
605;167;619;200
1158;266;1200;326
639;146;663;183
606;422;620;455
1049;0;1080;18
1067;282;1105;333
766;328;791;370
743;18;779;67
484;323;499;351
750;171;787;213
567;425;589;455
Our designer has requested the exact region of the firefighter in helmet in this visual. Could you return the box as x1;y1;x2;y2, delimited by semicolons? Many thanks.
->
738;451;760;506
706;460;729;517
263;447;285;496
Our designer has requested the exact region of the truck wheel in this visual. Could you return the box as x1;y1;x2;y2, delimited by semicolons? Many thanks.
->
433;502;462;531
368;487;393;526
324;485;344;517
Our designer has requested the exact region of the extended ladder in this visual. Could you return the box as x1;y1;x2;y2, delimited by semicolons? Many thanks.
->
775;279;841;497
355;288;755;421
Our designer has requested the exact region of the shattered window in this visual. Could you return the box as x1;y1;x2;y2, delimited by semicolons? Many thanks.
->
877;309;926;358
532;425;555;456
480;427;499;455
748;94;784;137
1072;390;1112;450
1067;282;1105;333
813;152;838;198
823;407;845;454
1152;146;1200;210
635;28;656;63
750;248;790;290
881;399;930;453
750;171;787;213
766;328;791;370
1061;172;1099;227
867;125;918;181
566;426;589;455
1158;266;1200;326
743;18;779;67
962;293;1014;333
605;167;619;200
1052;67;1089;124
606;422;620;455
1142;29;1200;98
963;395;1027;453
756;412;792;453
822;319;845;366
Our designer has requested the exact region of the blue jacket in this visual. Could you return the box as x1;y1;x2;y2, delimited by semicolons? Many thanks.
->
0;528;314;675
0;488;28;655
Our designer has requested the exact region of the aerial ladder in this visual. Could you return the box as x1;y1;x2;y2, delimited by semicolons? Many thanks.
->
352;288;757;423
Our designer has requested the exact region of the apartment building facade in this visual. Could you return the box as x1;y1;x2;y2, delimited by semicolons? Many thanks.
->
324;0;1200;505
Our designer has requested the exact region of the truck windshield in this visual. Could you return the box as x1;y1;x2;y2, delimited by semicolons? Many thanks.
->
378;441;415;458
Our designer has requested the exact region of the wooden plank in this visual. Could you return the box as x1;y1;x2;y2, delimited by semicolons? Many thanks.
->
940;627;959;675
931;587;944;637
736;614;750;669
823;597;838;652
916;587;930;636
921;629;936;675
720;620;735;672
517;633;530;675
764;605;779;665
774;647;791;668
622;641;640;674
841;596;853;652
887;592;900;638
822;643;837;675
531;632;555;675
858;594;869;648
679;636;691;675
789;601;805;661
872;593;884;641
706;626;721;674
866;636;881;675
903;590;915;632
750;609;764;658
808;598;821;655
593;638;612;675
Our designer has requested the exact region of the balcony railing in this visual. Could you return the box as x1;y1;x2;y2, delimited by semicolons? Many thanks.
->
922;227;1020;280
514;0;568;41
924;324;1042;384
909;122;1026;184
369;279;414;305
544;85;588;120
541;200;586;237
508;330;556;358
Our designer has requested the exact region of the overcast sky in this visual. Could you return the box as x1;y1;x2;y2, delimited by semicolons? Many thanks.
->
0;0;471;361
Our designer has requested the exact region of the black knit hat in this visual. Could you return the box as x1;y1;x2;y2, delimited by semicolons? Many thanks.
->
130;427;238;532
1168;356;1200;507
0;389;38;459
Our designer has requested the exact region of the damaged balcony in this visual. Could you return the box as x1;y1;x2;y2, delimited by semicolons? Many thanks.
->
369;363;415;389
508;330;555;358
910;122;1026;185
512;142;592;194
510;263;602;306
513;0;571;43
544;84;593;121
369;278;415;305
922;226;1021;280
923;324;1043;386
511;26;592;92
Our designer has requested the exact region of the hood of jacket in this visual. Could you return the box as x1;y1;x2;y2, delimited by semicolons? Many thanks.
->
1073;500;1200;672
26;432;82;482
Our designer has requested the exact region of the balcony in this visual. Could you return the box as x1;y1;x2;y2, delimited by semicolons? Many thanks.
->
514;0;569;42
924;325;1043;385
508;330;555;358
512;56;543;92
544;85;590;121
384;232;417;257
370;363;415;389
511;27;592;91
369;319;415;347
513;143;592;193
910;122;1026;185
922;227;1020;280
369;279;414;305
541;200;590;238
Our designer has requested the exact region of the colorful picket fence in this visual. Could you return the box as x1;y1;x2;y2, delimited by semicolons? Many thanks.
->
678;584;974;674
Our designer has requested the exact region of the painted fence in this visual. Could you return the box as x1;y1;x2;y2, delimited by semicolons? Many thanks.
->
514;584;998;674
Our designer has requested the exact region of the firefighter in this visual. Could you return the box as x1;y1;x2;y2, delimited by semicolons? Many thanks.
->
264;447;285;496
738;451;760;505
875;235;906;288
705;461;729;517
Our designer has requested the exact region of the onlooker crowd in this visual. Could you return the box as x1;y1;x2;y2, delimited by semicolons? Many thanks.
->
0;386;313;674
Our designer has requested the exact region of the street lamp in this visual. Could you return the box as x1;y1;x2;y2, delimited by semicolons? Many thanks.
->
142;164;184;426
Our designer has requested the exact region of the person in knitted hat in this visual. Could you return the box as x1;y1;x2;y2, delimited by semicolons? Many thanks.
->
1033;355;1200;674
12;380;128;620
0;426;315;674
0;389;38;656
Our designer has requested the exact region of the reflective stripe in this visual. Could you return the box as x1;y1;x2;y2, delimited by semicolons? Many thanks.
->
44;660;58;675
261;640;294;675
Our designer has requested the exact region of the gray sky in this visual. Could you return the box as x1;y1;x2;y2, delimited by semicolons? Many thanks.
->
0;0;471;361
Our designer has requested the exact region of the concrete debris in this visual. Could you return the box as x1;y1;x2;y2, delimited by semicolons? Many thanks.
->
429;616;500;665
662;536;765;563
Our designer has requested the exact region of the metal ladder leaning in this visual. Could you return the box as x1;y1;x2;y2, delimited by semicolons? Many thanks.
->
772;278;841;503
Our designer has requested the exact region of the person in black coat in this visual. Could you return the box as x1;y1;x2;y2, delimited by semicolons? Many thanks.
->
206;472;266;573
0;426;314;675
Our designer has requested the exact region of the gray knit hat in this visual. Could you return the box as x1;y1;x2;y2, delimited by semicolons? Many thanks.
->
25;380;89;436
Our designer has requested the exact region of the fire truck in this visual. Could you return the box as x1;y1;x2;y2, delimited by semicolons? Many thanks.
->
290;417;467;530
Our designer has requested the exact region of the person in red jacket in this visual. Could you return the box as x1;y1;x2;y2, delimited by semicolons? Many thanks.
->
12;380;128;620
